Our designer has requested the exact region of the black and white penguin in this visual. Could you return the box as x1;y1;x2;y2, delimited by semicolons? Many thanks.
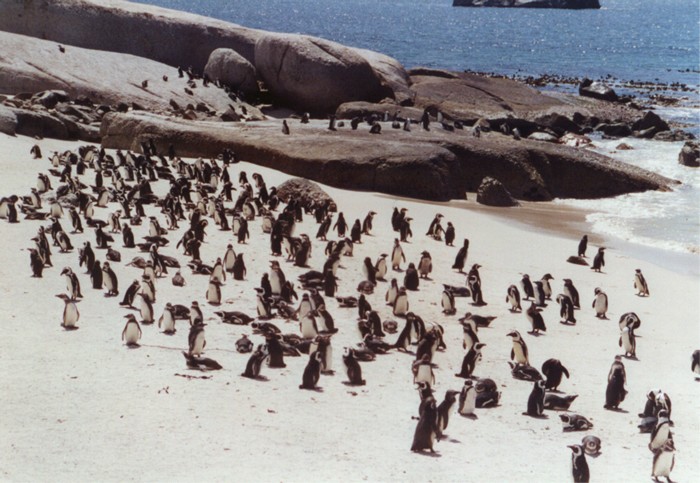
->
374;254;388;280
121;314;142;347
342;347;366;386
467;264;485;306
393;287;409;317
188;322;206;356
458;379;477;417
399;217;413;242
506;284;522;312
455;342;485;379
520;274;534;300
444;222;455;246
592;288;608;319
426;214;443;237
411;396;439;453
56;231;73;253
362;257;377;284
29;249;43;278
604;356;627;410
299;350;323;390
634;268;650;296
436;390;458;433
525;380;546;417
206;277;222;305
649;409;672;453
417;251;432;279
544;394;579;411
578;235;588;257
560;413;593;432
567;444;590;483
235;335;254;353
591;247;605;272
269;260;286;295
461;321;479;352
362;211;376;235
391;238;405;271
385;278;399;306
241;344;269;379
563;279;580;309
692;350;700;378
556;294;576;324
61;267;83;300
619;326;637;359
282;120;290;135
525;302;547;335
350;219;362;244
540;273;554;300
651;439;675;483
404;263;419;291
158;303;176;334
139;294;155;324
189;301;203;326
507;330;529;365
412;354;435;385
232;253;246;281
441;290;456;315
533;281;546;307
56;294;80;330
541;359;570;391
102;262;118;296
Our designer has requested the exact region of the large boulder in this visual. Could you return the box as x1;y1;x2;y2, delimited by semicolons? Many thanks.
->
678;141;699;167
276;178;337;211
254;34;390;112
632;111;670;135
203;48;259;97
595;123;632;138
0;104;18;135
579;79;618;102
10;108;71;139
476;177;520;207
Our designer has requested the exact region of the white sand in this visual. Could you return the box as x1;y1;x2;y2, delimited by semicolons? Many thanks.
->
0;133;698;482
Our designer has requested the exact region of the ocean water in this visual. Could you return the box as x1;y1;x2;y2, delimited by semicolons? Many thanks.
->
144;0;700;257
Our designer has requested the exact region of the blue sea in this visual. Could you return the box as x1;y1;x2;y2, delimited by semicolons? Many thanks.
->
144;0;699;262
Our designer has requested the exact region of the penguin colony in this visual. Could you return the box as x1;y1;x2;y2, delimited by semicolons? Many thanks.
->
2;138;695;482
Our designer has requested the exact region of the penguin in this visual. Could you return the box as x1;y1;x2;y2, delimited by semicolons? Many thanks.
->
458;379;477;416
102;262;119;296
188;322;206;356
310;335;333;374
591;247;605;272
61;267;83;300
692;349;700;377
265;333;286;368
520;274;534;300
362;257;377;284
461;321;479;352
333;212;347;238
297;293;314;320
139;294;155;324
563;279;580;309
121;314;142;347
404;263;419;291
223;244;236;273
533;281;546;307
506;285;522;312
299;312;319;339
399;217;413;242
158;303;176;334
299;350;323;390
634;268;650;296
540;273;554;300
361;211;375;235
232;253;246;281
29;249;43;278
508;330;529;365
342;347;366;385
592;288;608;319
390;238;405;270
211;257;226;283
544;394;579;411
235;335;254;353
525;302;547;335
140;275;156;303
206;277;222;305
578;235;588;257
557;293;576;324
467;264;485;306
385;278;399;306
426;214;442;237
412;354;435;385
55;294;79;330
455;342;485;379
436;390;458;433
417;251;432;279
411;396;439;453
568;444;590;483
619;326;636;359
269;261;286;295
374;254;388;280
241;344;269;379
541;359;570;391
122;224;135;248
441;290;456;315
316;305;337;334
256;290;274;320
189;301;203;327
604;356;627;410
393;287;409;317
649;409;672;452
172;271;186;287
56;231;73;253
651;439;675;483
525;380;546;417
350;219;362;243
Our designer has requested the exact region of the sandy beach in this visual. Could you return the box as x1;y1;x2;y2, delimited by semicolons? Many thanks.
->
0;132;697;482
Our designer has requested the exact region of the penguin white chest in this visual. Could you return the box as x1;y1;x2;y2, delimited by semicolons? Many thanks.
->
414;364;433;384
63;303;79;326
513;343;527;364
191;332;206;356
394;296;408;316
300;316;318;339
124;323;140;344
460;388;476;414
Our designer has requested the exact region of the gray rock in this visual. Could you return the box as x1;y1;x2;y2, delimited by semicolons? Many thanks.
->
596;123;632;138
528;132;559;143
276;178;337;211
616;143;634;150
254;34;389;112
654;129;696;142
678;141;699;168
0;104;18;135
534;113;581;135
579;79;618;102
10;108;71;139
632;111;670;133
476;177;520;207
32;90;70;109
203;48;258;97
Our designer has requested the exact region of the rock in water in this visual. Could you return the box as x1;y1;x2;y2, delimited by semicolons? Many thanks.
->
678;141;700;168
203;48;259;97
476;177;520;207
579;78;618;102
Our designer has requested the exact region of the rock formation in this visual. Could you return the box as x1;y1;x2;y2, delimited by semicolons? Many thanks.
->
276;178;337;211
678;141;699;168
476;178;520;207
203;49;259;97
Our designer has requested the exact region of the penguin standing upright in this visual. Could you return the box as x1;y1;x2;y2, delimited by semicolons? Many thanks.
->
393;287;409;317
557;294;576;324
411;396;439;453
506;285;522;312
350;219;362;243
232;254;246;281
651;439;675;483
412;355;435;385
619;326;636;358
343;348;366;385
391;239;405;271
525;302;547;335
102;262;118;296
533;281;546;307
563;279;580;309
404;263;419;291
361;211;375;235
525;380;546;417
508;330;529;365
61;267;83;300
649;409;672;453
269;261;286;295
441;290;456;315
385;278;399;306
188;322;206;356
458;379;477;416
139;294;155;324
540;273;554;300
374;254;388;280
452;239;469;273
122;314;142;347
568;444;590;483
56;294;80;330
417;251;432;279
158;303;176;334
362;257;377;284
520;274;534;300
241;344;269;379
605;356;627;410
299;351;323;390
455;342;485;379
592;288;608;318
436;390;458;433
206;277;222;305
223;244;236;273
578;235;588;257
634;269;650;296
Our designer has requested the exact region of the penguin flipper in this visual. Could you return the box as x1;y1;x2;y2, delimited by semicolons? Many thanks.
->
562;366;570;379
